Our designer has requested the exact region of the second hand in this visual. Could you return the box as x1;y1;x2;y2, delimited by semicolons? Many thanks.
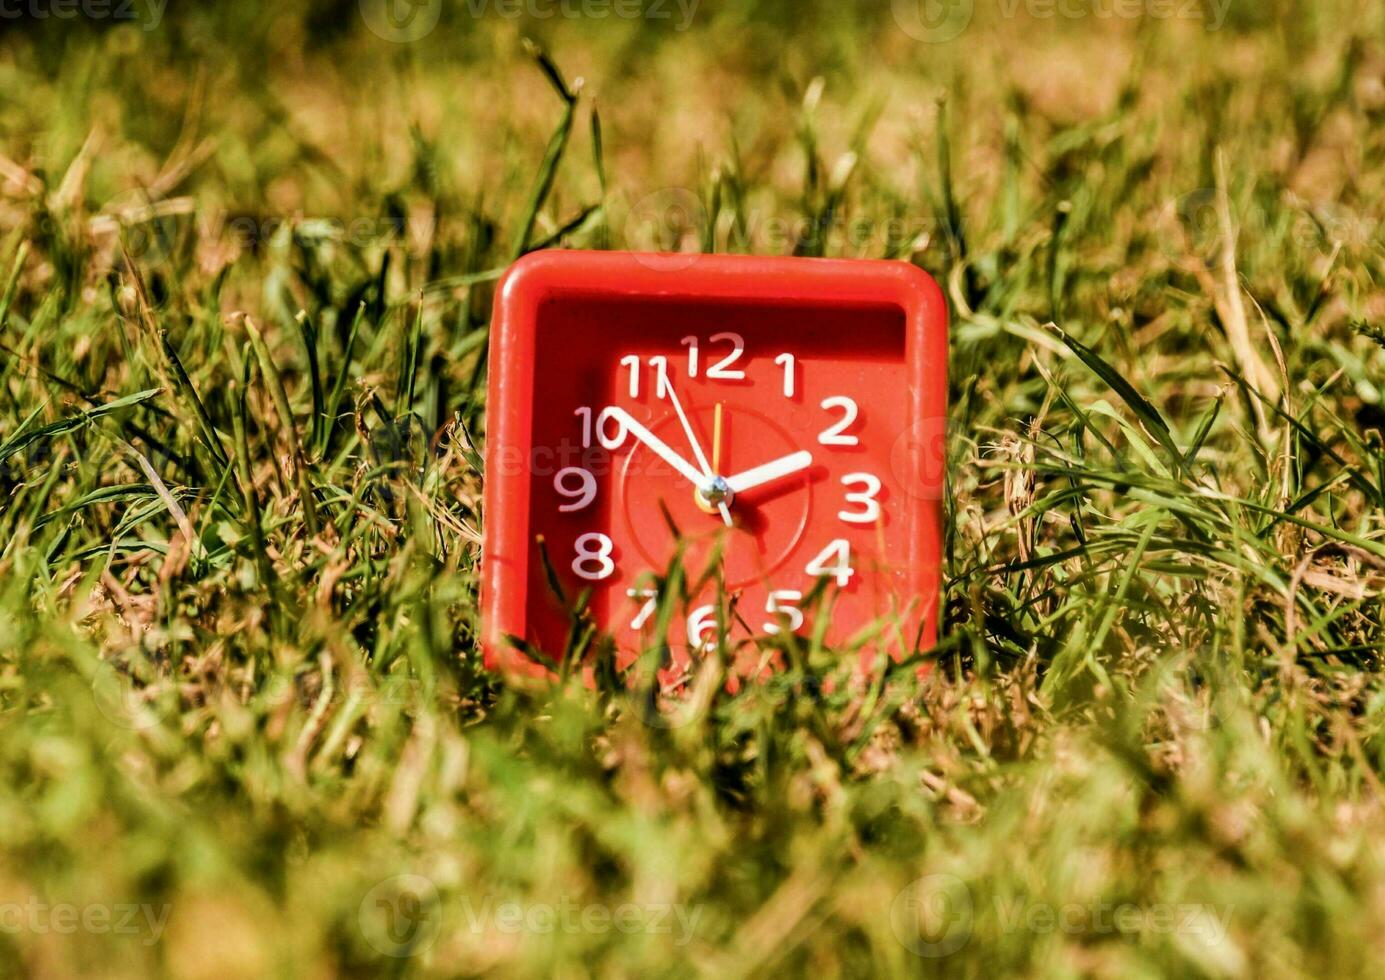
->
698;402;728;517
713;402;724;475
660;376;733;527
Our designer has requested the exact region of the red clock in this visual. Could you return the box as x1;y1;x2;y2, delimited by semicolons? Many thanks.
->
481;251;948;680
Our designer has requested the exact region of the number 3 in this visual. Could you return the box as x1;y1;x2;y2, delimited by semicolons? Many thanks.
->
838;473;882;524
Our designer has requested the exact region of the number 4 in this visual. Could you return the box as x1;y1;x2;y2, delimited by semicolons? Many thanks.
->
805;540;854;588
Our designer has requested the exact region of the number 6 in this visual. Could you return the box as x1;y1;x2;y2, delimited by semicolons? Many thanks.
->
687;605;719;651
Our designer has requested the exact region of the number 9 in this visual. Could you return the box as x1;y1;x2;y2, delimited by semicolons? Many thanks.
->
554;467;597;513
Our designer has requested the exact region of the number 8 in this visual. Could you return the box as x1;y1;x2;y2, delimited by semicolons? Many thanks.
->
572;533;615;581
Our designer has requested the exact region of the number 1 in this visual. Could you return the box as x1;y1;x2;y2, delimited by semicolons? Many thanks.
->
681;336;699;377
620;355;641;398
775;353;796;398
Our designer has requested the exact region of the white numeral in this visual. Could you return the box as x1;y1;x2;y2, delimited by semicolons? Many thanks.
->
649;356;671;396
706;332;746;380
838;473;882;524
627;588;658;630
574;406;593;448
687;605;719;651
620;354;641;399
818;396;860;445
764;590;804;634
554;468;598;513
805;539;854;587
681;336;699;377
595;408;628;450
775;353;796;398
573;533;615;581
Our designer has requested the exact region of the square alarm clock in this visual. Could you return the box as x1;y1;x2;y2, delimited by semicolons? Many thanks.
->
481;251;948;677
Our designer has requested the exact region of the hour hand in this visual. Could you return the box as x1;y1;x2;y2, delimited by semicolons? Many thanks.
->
724;450;814;495
600;407;707;488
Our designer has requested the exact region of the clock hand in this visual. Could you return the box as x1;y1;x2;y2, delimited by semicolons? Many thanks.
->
601;407;707;488
657;375;734;527
724;450;814;495
712;402;724;474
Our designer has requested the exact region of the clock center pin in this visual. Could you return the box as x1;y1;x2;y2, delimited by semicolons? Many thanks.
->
697;474;734;510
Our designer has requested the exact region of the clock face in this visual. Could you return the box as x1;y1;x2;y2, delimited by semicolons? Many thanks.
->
483;253;947;680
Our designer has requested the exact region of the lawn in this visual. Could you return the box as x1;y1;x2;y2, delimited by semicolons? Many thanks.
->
1;0;1384;976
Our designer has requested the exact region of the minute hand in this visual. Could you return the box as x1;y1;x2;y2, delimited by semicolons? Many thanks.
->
724;451;814;495
602;407;707;488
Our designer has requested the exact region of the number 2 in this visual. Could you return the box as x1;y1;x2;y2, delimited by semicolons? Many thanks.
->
706;333;746;380
819;396;859;445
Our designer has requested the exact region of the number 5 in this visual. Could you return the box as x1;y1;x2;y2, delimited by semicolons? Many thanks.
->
764;590;804;634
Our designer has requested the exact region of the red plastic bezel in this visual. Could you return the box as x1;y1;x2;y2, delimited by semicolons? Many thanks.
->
480;250;949;675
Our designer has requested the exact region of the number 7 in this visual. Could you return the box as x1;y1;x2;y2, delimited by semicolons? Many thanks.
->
627;588;658;630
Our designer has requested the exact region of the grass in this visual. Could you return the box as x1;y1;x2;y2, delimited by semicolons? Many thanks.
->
1;1;1384;975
